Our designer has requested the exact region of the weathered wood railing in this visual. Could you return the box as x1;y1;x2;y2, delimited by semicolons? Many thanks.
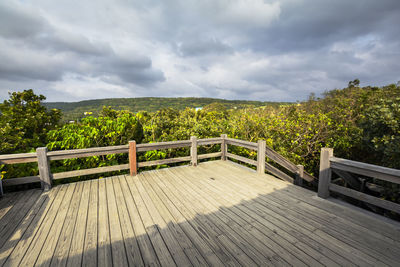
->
318;147;400;214
0;135;315;195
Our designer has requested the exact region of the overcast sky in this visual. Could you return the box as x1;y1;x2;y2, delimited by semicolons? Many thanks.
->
0;0;399;102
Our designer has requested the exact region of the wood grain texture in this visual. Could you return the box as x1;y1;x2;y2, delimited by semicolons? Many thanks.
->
330;157;400;184
137;156;191;168
190;136;198;167
330;183;400;214
220;134;227;161
129;140;137;176
0;152;37;164
136;140;191;152
37;147;52;191
318;147;334;198
257;140;266;174
52;164;129;180
226;152;257;166
1;176;40;186
198;152;222;160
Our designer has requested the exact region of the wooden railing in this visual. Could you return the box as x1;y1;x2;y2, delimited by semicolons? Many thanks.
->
0;135;315;195
318;148;400;214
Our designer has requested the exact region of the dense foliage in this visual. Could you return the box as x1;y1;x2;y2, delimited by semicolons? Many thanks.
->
1;83;399;210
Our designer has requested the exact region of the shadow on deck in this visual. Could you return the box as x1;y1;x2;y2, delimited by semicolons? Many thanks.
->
0;160;399;266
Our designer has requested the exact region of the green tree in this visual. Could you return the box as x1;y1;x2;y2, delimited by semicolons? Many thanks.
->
0;89;61;154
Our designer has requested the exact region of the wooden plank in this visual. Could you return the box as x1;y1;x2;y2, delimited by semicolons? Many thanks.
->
172;166;322;266
204;161;393;266
118;176;160;266
17;185;69;266
198;162;363;266
330;157;400;185
124;175;177;266
0;152;37;164
220;161;400;263
265;162;294;183
198;152;222;160
37;147;52;191
0;188;59;267
136;140;191;152
132;175;195;266
257;140;266;174
148;170;243;266
264;146;315;182
226;152;257;166
34;184;76;266
197;137;222;146
47;145;128;160
190;136;197;166
0;191;24;221
188;166;338;266
0;190;41;248
162;169;274;266
139;172;223;266
164;168;290;266
97;178;112;267
330;183;400;214
129;140;137;176
220;134;227;161
112;177;144;266
0;190;36;233
81;180;98;267
66;181;91;267
0;191;48;266
265;146;298;173
318;147;333;198
0;190;40;249
1;176;40;186
137;156;190;168
105;177;129;266
226;138;258;150
50;182;84;267
53;164;129;180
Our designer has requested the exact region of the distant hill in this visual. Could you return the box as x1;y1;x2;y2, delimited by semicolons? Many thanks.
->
44;97;291;121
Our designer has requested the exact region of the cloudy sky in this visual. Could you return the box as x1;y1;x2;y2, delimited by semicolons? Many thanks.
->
0;0;399;102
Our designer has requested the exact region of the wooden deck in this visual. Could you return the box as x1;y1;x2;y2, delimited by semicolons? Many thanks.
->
0;160;399;266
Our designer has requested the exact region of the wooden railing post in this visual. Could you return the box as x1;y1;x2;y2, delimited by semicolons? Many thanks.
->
257;140;266;174
0;178;3;197
295;165;304;186
129;140;137;176
37;147;52;191
221;134;227;160
318;148;334;198
190;136;197;166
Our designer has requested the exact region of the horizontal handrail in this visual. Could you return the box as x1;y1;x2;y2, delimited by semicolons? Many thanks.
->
226;138;258;150
0;135;313;196
318;147;400;214
0;152;37;164
330;157;400;184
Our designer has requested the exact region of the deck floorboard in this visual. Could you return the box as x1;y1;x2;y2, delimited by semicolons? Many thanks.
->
0;160;399;266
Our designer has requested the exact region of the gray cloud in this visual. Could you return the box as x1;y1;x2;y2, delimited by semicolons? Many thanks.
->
0;1;165;91
178;39;233;57
0;0;399;102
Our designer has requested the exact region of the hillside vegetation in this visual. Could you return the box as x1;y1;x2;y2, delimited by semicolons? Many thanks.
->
44;97;289;121
1;81;399;218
